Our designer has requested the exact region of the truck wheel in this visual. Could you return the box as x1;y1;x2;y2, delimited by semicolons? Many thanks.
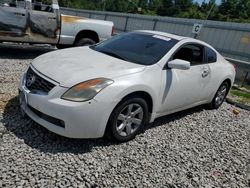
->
56;44;71;49
74;38;95;47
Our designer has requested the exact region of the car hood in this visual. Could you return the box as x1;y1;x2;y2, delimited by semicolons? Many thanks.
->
31;47;145;87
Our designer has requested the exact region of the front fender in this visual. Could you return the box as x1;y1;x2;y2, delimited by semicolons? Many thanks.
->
94;66;162;122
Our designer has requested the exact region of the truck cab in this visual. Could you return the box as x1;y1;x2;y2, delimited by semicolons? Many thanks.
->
0;0;114;47
0;0;61;44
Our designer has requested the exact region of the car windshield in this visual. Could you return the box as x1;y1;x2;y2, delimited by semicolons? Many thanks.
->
91;32;178;65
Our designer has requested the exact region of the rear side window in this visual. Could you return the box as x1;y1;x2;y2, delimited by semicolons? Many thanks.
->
206;47;217;63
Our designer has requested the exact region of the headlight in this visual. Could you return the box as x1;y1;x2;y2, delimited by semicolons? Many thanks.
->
21;66;29;85
61;78;114;102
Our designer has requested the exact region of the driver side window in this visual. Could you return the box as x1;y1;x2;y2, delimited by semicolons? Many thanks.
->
0;0;25;8
173;44;205;66
32;0;53;12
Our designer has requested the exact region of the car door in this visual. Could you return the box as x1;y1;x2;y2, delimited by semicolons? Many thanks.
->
27;0;60;44
158;43;211;114
202;46;221;99
0;0;29;42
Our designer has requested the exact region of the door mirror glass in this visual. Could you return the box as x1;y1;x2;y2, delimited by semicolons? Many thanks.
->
168;59;190;70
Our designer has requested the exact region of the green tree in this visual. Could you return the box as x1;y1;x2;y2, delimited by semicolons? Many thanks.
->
56;0;250;23
157;0;179;16
218;0;250;21
174;0;192;12
179;2;204;19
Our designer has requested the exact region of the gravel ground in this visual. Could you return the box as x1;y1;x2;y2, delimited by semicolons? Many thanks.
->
0;44;250;188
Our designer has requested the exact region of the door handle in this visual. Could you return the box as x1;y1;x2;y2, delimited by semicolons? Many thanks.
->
202;70;209;77
14;12;25;16
48;17;56;20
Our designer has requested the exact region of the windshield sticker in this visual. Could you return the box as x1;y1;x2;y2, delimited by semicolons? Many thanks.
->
153;35;171;41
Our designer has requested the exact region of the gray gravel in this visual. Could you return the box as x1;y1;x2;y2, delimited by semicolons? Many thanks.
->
0;44;250;188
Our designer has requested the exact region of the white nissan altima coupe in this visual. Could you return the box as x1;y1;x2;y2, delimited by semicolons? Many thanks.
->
19;30;235;142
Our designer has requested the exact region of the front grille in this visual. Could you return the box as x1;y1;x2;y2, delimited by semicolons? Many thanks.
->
28;105;65;128
25;67;55;94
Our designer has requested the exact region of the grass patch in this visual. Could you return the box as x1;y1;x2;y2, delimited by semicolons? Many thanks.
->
230;88;250;105
243;85;250;90
231;90;250;99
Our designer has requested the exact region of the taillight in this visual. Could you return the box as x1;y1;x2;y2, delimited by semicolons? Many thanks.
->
232;63;236;71
112;26;115;36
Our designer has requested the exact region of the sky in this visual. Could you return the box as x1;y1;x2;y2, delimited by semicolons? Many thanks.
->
194;0;222;5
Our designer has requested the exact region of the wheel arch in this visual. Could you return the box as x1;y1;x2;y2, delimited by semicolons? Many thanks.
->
223;78;232;88
210;77;233;102
74;30;99;45
104;90;154;140
119;91;154;114
222;78;232;96
97;82;158;137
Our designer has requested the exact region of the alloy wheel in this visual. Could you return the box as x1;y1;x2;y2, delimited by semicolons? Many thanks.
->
116;103;144;137
215;84;227;106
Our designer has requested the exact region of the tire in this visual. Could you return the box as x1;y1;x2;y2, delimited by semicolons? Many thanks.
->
74;38;95;47
209;81;230;109
56;44;71;49
106;97;149;142
19;92;28;119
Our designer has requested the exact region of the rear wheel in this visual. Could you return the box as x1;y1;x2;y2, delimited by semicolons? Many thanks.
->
106;97;149;142
209;81;229;109
74;38;95;47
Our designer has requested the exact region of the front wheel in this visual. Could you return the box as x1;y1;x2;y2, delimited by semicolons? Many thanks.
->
74;38;95;47
106;97;149;142
209;81;229;109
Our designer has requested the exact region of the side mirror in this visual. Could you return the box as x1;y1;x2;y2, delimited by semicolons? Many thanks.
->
168;59;190;70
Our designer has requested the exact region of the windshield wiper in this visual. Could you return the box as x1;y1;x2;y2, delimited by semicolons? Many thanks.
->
98;50;127;61
89;44;97;49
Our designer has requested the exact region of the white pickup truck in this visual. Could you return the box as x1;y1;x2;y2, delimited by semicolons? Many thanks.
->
0;0;114;48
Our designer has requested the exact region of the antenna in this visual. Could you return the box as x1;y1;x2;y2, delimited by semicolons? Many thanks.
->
205;0;216;20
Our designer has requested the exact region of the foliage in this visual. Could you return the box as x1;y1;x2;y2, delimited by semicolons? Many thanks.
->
230;88;250;105
57;0;250;23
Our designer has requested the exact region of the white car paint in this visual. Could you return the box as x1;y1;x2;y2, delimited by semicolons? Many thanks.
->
59;14;114;45
19;30;236;139
32;47;145;87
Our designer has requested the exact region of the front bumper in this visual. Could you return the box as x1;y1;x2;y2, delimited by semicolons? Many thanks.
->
19;72;117;139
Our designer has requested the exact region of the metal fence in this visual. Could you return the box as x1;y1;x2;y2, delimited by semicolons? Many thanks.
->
60;7;250;85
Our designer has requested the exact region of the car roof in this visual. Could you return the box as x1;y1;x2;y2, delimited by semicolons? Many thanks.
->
136;30;218;51
137;30;188;41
